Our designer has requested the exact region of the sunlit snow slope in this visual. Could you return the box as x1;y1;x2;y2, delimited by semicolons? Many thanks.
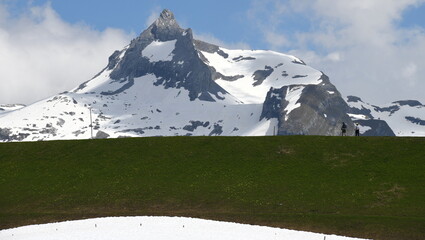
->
0;104;25;115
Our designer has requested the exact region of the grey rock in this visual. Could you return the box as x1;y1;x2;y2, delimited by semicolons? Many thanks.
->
183;120;209;132
346;95;363;103
208;123;223;136
212;72;244;81
354;119;395;136
193;39;220;54
121;128;145;134
393;100;424;107
0;128;12;141
72;130;85;137
39;127;57;135
252;66;274;86
232;56;256;62
95;130;110;139
347;106;374;120
292;75;307;78
292;59;306;65
0;129;30;141
101;78;134;95
405;116;425;126
261;73;354;136
373;104;400;115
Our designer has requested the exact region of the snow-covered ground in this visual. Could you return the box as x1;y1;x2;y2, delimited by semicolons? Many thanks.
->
0;216;369;240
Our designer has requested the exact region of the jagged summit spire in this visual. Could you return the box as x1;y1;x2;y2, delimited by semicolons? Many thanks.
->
138;9;184;41
152;9;179;29
159;9;174;20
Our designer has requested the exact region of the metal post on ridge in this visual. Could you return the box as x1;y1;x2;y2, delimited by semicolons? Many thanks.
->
89;107;93;139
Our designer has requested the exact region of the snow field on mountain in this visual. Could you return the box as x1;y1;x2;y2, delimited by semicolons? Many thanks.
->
0;217;369;240
373;104;425;136
82;74;275;137
347;99;425;136
201;48;322;104
142;40;177;62
284;86;305;121
0;70;279;141
0;104;25;115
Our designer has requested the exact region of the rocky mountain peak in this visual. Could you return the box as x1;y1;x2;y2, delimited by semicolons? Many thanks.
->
153;9;178;28
159;9;174;21
143;9;183;41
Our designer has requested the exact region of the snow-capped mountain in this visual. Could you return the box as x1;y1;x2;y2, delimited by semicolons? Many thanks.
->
0;9;356;142
347;96;425;136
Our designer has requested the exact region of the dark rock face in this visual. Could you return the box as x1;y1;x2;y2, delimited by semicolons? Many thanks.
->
252;66;274;86
193;40;245;82
208;123;223;136
354;119;395;136
95;130;110;139
393;100;424;107
260;88;284;121
233;56;255;62
183;120;210;132
405;116;425;126
348;106;374;119
373;105;400;115
107;9;228;102
346;95;363;103
261;74;354;136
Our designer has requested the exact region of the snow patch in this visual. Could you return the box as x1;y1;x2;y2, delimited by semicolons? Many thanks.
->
142;40;177;62
348;113;368;120
0;217;369;240
284;86;304;121
359;125;372;134
244;118;278;136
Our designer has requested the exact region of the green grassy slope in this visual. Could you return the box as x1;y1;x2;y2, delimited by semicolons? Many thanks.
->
0;136;424;239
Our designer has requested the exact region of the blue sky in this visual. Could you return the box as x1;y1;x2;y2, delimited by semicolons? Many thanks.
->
1;0;425;104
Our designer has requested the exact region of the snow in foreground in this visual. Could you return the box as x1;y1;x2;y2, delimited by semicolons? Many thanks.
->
0;216;369;240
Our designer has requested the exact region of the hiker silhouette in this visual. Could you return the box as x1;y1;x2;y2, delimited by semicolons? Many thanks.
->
341;122;347;136
355;123;360;136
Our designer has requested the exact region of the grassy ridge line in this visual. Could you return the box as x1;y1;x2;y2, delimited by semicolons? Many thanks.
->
0;136;424;240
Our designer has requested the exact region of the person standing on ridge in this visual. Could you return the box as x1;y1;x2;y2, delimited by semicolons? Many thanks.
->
341;122;347;136
355;123;360;136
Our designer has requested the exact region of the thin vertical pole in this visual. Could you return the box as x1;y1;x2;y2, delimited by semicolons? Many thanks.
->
89;107;93;139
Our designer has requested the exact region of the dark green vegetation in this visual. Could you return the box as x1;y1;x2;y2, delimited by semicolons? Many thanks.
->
1;136;424;239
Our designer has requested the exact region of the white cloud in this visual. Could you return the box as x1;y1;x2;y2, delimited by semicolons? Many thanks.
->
325;52;341;62
0;3;133;104
145;6;161;27
247;0;425;104
264;31;289;49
